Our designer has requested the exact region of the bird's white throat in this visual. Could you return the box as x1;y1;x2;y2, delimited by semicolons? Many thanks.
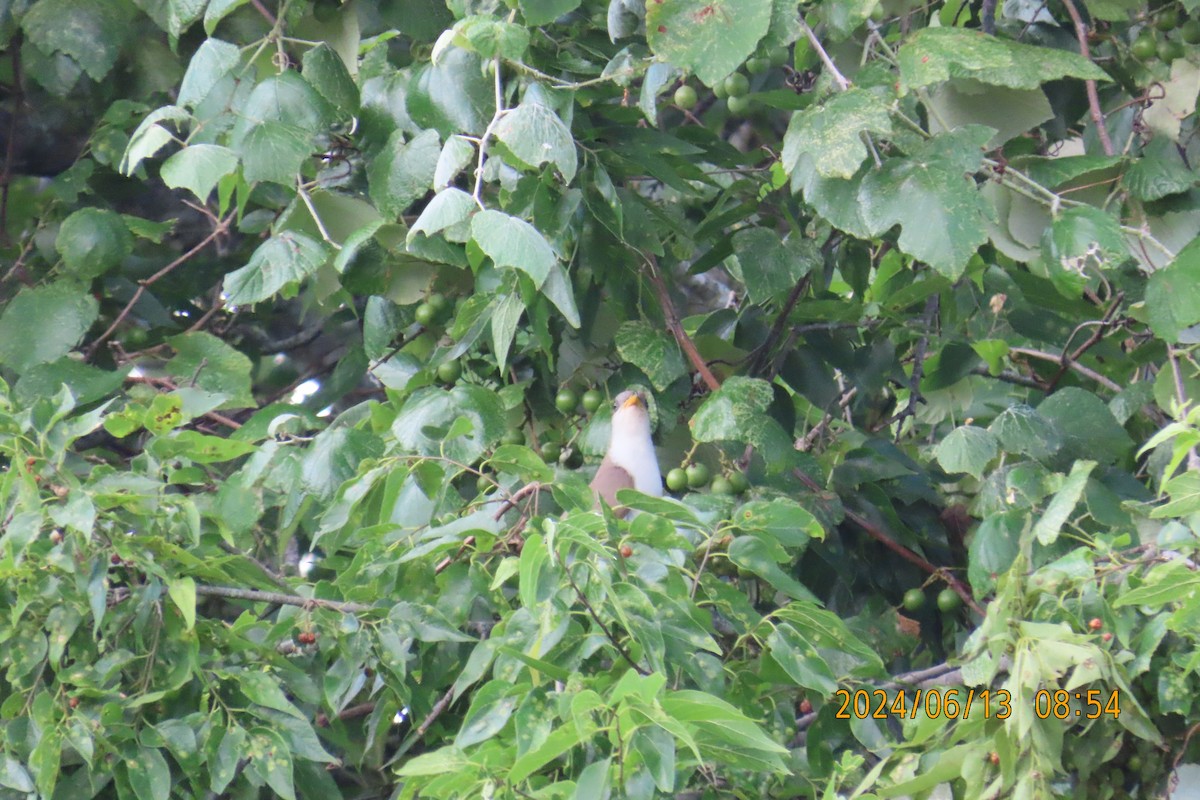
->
608;412;663;496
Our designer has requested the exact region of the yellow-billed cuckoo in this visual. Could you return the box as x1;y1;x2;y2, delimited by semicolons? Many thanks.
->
589;390;663;514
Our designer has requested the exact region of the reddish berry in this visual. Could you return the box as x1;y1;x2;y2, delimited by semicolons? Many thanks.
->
1102;632;1113;642
110;554;122;565
68;697;80;709
799;698;813;713
619;545;633;558
1088;617;1103;631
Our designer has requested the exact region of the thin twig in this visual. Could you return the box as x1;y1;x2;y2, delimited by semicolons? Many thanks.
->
1166;347;1200;472
885;294;938;434
1008;346;1123;392
642;254;721;392
749;275;811;375
195;584;374;613
560;553;648;675
1045;291;1124;392
793;470;983;615
472;56;507;208
416;687;456;738
970;367;1049;391
87;214;233;359
799;17;850;91
316;702;376;728
1059;0;1115;156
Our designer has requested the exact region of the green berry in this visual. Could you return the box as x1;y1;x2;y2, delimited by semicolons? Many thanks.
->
427;292;449;315
902;588;926;612
555;388;578;414
414;303;436;326
1156;7;1179;30
712;79;729;99
726;95;752;115
685;462;711;489
768;47;789;67
745;56;769;74
540;441;562;463
666;468;688;492
937;588;963;613
436;360;462;383
673;84;698;110
476;473;493;493
727;471;750;494
723;72;750;97
1181;19;1200;43
1131;34;1158;59
581;389;604;413
500;428;526;446
710;476;735;495
1158;38;1184;61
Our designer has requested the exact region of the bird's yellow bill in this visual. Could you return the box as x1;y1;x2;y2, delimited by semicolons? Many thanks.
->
623;393;643;409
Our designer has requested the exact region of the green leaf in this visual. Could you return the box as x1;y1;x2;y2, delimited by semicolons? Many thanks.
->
29;730;60;798
238;121;313;185
208;726;246;794
455;680;520;748
690;377;794;472
0;282;98;374
178;38;241;108
1125;137;1196;201
728;535;816;601
165;332;255;408
967;509;1023;594
766;622;839;694
898;27;1109;91
1146;239;1200;343
407;47;495;137
408;187;476;242
301;427;386;501
56;208;133;279
519;0;582;25
205;0;251;33
470;209;557;288
302;43;359;112
22;0;132;81
614;321;687;391
249;728;295;800
971;339;1009;377
989;404;1062;460
391;384;504;464
151;430;258;463
858;128;992;278
782;89;893;180
632;725;675;792
451;15;531;60
237;671;306;719
1037;388;1133;465
1151;471;1200;518
160;144;239;203
934;425;998;479
730;498;823;547
224;231;331;305
729;227;820;303
121;105;192;175
493;101;577;183
125;746;170;800
397;746;471;776
1032;460;1096;545
369;129;441;217
1113;561;1200;607
167;576;196;630
646;0;772;87
925;82;1052;148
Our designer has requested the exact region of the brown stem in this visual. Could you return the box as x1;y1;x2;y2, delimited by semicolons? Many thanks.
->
1060;0;1115;156
793;469;984;616
1008;346;1122;392
194;584;374;614
87;215;233;359
316;701;376;728
641;254;721;392
1045;291;1124;392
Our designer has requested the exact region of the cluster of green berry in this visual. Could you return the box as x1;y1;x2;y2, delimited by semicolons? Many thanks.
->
1131;4;1200;63
664;463;749;496
672;47;790;118
901;586;963;614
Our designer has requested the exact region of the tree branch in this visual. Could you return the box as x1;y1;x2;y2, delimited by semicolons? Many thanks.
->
195;584;374;614
641;254;721;393
1008;346;1122;392
1059;0;1115;156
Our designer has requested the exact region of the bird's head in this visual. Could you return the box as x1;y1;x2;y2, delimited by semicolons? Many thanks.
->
610;389;652;439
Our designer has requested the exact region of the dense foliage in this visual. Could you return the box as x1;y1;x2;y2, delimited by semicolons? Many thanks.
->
2;0;1200;797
